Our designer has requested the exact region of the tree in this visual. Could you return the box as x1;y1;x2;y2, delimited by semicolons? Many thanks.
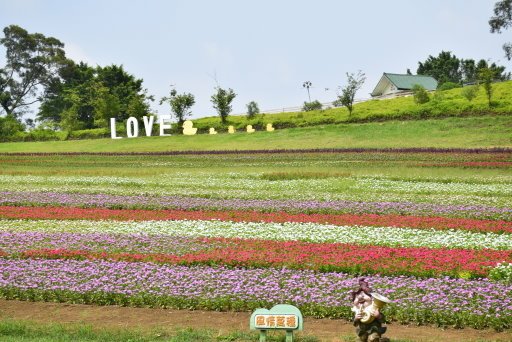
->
476;59;511;81
246;101;259;119
0;114;25;140
333;71;366;116
37;61;152;129
0;25;66;118
416;52;509;85
489;0;512;60
479;67;495;107
59;88;82;132
37;60;95;126
91;83;121;128
211;87;236;124
462;85;479;102
417;51;461;85
302;100;322;112
460;59;478;84
96;64;151;122
412;84;430;104
160;87;195;125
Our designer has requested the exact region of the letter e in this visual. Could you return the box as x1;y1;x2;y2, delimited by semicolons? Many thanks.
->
159;115;172;136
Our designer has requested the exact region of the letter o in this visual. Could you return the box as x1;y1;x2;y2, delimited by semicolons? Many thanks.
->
126;117;139;138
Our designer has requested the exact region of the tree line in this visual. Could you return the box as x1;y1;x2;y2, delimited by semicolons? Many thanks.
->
1;0;511;140
0;25;240;140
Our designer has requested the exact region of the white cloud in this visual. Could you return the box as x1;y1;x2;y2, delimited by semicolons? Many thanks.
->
64;42;95;65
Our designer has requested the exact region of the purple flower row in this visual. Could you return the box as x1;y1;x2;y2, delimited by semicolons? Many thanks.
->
0;231;225;255
2;147;511;156
1;259;511;322
1;191;511;220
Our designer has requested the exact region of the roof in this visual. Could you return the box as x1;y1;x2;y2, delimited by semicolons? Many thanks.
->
371;73;438;96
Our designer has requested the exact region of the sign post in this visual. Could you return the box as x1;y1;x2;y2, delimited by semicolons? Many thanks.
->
250;304;303;342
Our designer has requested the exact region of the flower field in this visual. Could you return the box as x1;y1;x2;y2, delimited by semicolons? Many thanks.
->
0;151;511;331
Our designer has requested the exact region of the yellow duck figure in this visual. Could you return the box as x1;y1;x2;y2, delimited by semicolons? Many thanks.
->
182;120;197;135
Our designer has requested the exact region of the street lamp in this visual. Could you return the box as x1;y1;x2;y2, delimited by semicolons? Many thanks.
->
303;81;312;102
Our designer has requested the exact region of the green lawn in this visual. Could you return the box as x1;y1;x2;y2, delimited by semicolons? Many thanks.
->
194;80;512;130
0;319;321;342
1;151;511;213
0;115;511;153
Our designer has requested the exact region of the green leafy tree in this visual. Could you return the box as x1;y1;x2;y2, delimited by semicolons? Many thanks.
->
91;83;121;128
95;64;151;122
462;85;479;102
417;51;461;85
479;67;496;107
38;62;152;129
160;87;195;126
461;59;478;84
127;90;152;120
59;89;82;132
246;101;259;118
476;59;510;81
302;100;322;112
333;71;366;116
37;60;96;126
0;114;25;140
417;52;509;85
211;87;236;124
0;25;66;118
412;84;430;104
489;0;512;60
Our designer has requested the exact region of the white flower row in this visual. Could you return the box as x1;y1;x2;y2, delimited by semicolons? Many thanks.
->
1;219;511;250
0;173;510;206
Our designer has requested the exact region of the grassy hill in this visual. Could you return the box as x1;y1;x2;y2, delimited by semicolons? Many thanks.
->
193;81;512;131
0;115;510;153
1;81;512;151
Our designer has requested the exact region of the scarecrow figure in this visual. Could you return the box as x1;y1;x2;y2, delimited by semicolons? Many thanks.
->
350;278;391;342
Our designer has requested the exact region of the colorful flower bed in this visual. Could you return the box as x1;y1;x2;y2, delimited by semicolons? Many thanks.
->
1;191;511;220
14;239;512;278
0;152;511;330
1;206;511;234
1;173;511;208
2;219;512;250
0;259;510;330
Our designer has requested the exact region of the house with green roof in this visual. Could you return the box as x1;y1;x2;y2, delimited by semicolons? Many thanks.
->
370;73;438;98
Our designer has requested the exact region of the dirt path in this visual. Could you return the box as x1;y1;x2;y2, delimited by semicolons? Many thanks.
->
0;300;511;341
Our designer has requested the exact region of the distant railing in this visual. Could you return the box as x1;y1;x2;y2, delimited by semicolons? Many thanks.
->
231;97;373;116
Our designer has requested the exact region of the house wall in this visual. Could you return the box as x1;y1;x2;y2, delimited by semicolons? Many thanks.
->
382;82;398;96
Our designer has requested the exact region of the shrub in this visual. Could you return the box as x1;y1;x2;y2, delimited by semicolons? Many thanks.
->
246;101;259;119
412;84;430;104
438;82;461;91
432;91;445;104
302;100;323;112
67;128;110;140
462;85;479;102
24;129;63;141
0;115;25;141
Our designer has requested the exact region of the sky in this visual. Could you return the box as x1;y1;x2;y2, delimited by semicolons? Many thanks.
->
0;0;510;121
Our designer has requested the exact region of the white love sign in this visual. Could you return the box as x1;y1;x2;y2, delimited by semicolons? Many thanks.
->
110;116;173;139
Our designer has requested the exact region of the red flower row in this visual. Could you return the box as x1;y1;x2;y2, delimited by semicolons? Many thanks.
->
16;238;512;278
1;205;510;234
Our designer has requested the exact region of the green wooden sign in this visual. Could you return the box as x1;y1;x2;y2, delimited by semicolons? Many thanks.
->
250;304;303;342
